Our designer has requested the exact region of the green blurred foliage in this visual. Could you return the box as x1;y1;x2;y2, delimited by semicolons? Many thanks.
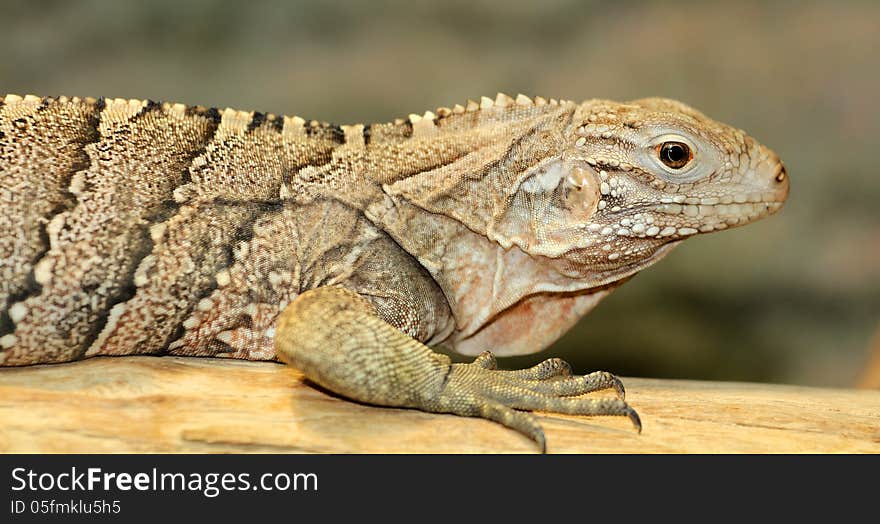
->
2;0;877;386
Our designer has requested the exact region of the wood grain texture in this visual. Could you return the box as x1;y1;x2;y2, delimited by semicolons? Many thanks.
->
1;356;877;453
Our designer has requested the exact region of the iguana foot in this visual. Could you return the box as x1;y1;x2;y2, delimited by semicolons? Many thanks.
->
426;351;640;452
276;286;640;453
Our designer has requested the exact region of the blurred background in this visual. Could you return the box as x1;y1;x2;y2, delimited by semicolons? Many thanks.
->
2;0;877;388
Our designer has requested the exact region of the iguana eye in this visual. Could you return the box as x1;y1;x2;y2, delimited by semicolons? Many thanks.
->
641;133;714;182
658;141;692;169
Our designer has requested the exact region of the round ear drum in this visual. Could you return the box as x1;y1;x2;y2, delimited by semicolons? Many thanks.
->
563;164;600;221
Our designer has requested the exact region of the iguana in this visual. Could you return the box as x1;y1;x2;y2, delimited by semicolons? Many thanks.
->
0;92;788;451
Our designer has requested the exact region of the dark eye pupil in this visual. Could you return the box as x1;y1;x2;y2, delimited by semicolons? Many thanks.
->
666;145;685;161
659;142;691;169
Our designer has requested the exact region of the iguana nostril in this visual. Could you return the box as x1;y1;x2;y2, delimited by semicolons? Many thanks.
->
775;163;787;183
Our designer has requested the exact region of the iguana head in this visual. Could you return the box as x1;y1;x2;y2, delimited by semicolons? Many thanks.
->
490;97;790;280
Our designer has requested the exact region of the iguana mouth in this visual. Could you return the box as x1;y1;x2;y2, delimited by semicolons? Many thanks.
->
610;197;785;216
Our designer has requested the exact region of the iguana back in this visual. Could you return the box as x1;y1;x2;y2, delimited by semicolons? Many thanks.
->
0;93;571;365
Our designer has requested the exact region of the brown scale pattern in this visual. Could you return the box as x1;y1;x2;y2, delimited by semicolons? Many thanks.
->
164;203;301;359
86;201;267;357
2;98;219;364
0;96;99;334
172;110;338;204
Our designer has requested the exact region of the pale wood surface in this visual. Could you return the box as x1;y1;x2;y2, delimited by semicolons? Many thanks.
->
1;356;878;453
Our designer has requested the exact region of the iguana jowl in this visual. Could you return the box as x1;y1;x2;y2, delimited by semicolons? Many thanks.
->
0;92;789;451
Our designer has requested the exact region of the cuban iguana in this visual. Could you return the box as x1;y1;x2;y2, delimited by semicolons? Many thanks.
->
0;93;788;451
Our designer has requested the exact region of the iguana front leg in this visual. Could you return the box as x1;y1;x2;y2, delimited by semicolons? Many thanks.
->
275;285;640;452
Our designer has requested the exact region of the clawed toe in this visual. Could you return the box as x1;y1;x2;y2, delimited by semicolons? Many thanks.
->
506;366;626;400
438;353;641;451
610;374;626;400
626;406;642;434
473;351;497;370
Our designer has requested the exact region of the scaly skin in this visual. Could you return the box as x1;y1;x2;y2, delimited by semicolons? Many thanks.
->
0;92;788;451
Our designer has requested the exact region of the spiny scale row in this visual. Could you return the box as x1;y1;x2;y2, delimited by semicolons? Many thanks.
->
2;94;341;137
401;92;570;125
4;92;572;134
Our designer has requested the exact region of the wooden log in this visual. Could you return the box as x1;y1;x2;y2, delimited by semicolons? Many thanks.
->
1;356;877;453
